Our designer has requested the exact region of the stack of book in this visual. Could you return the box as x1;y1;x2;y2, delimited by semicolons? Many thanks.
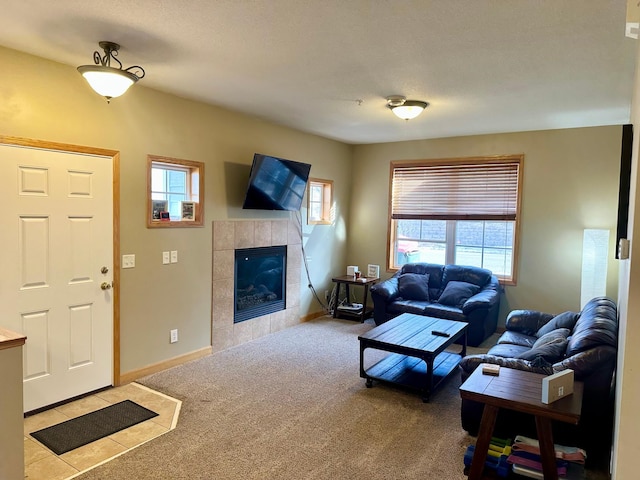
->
337;303;363;313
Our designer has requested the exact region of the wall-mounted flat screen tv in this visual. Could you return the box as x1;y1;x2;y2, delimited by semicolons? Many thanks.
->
242;153;312;211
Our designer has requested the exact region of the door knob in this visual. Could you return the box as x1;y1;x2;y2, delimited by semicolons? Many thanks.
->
101;282;112;290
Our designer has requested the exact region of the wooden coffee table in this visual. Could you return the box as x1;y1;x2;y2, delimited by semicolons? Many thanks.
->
459;365;583;480
358;313;467;402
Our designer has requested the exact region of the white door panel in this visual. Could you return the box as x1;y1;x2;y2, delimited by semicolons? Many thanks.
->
0;144;113;412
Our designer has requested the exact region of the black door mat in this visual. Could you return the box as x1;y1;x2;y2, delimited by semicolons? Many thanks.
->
30;399;158;455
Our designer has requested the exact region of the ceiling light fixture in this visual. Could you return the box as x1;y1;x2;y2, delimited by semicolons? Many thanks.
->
386;95;429;120
77;41;145;102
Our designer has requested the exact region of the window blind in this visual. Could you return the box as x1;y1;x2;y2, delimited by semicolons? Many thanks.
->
391;161;520;220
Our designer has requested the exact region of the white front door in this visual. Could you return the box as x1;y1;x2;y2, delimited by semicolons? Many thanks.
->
0;144;114;412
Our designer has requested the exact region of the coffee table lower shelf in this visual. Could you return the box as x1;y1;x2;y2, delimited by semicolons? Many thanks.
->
362;351;462;400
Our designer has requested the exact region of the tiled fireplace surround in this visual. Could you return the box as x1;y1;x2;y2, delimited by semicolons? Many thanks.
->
212;220;302;352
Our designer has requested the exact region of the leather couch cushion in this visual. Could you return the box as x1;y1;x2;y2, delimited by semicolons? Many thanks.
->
516;328;570;363
387;299;430;315
423;304;467;322
438;281;480;308
400;263;444;285
398;273;430;301
400;263;445;299
441;264;492;287
487;343;532;358
536;311;579;337
566;323;618;357
497;331;537;348
565;298;618;357
532;328;570;347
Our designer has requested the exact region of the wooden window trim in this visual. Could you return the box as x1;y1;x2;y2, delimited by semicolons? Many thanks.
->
386;155;523;284
147;155;205;228
307;177;333;225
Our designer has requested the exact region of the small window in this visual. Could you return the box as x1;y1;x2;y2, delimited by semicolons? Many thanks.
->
147;155;204;227
388;155;522;284
307;178;333;225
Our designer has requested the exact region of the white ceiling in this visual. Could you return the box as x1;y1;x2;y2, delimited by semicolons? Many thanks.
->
0;0;637;144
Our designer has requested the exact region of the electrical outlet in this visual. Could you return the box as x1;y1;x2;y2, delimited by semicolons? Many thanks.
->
170;250;178;263
162;251;170;264
122;254;135;269
170;329;178;343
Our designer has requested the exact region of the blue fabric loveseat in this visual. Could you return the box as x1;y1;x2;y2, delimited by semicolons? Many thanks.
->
369;263;501;347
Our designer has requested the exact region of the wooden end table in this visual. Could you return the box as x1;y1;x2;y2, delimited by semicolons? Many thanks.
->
459;365;583;480
331;275;378;322
358;313;467;402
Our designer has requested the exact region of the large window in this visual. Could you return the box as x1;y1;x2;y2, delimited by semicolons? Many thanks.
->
147;155;204;227
388;155;522;284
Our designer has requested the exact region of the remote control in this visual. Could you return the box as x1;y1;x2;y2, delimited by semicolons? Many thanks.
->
431;330;450;337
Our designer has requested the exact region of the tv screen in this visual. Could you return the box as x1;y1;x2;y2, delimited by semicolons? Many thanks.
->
242;153;311;211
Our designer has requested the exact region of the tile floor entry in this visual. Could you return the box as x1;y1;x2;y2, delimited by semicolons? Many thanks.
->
24;383;181;480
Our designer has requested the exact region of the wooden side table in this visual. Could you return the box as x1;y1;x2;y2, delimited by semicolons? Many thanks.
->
459;365;583;480
331;275;378;322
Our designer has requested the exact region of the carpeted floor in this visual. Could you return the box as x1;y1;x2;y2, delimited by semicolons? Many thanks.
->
75;317;607;479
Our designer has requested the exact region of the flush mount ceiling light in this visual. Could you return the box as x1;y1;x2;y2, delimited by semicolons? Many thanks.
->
386;95;429;120
77;41;145;102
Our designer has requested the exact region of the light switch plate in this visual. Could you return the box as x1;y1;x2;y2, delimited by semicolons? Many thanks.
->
170;250;178;263
619;238;630;259
122;254;135;269
162;251;170;265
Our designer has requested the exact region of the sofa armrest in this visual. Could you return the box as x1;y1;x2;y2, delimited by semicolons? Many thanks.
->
370;277;400;302
462;288;499;315
505;310;554;336
459;354;555;380
554;345;617;380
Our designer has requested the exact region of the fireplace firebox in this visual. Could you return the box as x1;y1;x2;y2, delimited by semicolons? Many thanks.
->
234;246;286;323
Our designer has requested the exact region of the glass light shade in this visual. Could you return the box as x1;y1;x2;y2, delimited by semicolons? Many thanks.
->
78;66;138;98
391;101;428;120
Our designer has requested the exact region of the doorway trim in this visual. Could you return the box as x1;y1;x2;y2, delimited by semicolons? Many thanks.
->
0;135;121;386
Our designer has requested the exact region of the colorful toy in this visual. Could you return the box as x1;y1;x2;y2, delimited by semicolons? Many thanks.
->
490;436;512;447
464;445;510;478
488;444;512;457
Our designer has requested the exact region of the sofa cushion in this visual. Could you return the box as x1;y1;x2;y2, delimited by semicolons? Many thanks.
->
397;273;430;301
566;298;618;357
438;281;480;308
487;343;532;359
441;264;491;287
533;328;571;347
387;299;430;315
423;304;467;322
536;311;580;338
566;323;618;357
400;263;444;287
516;328;570;363
497;331;537;348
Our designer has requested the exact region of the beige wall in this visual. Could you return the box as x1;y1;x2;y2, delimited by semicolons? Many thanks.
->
350;127;622;322
612;35;640;479
0;46;352;374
